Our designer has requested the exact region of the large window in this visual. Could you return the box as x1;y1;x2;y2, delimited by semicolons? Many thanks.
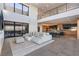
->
23;5;29;15
15;3;22;14
4;3;29;16
15;3;29;15
4;21;29;38
4;21;15;37
5;25;14;31
5;3;14;12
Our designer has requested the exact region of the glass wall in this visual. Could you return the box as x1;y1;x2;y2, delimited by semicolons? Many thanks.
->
15;3;22;14
4;21;29;38
4;21;14;37
4;3;14;12
23;5;29;15
4;3;29;16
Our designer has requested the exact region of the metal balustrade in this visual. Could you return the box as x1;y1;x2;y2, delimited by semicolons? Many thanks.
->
39;3;79;19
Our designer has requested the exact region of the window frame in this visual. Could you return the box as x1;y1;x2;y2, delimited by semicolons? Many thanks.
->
20;3;29;16
4;21;29;38
4;3;29;16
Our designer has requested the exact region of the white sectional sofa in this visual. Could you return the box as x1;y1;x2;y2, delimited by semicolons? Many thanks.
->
8;32;54;56
31;32;52;44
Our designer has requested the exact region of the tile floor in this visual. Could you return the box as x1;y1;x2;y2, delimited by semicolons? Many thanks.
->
1;36;79;56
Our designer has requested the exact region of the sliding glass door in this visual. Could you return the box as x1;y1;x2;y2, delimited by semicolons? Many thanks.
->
4;21;29;38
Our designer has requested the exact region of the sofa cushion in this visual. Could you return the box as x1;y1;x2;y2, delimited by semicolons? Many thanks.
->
24;36;33;41
15;37;24;44
32;35;52;45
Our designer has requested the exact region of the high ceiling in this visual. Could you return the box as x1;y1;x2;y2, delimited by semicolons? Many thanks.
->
26;3;66;19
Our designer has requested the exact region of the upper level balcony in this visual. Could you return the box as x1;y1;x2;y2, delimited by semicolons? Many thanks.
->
38;3;79;19
38;5;79;23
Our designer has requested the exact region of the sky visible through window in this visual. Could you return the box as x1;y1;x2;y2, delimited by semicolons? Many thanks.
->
23;5;28;12
15;3;22;10
9;3;14;7
8;3;29;15
9;3;28;11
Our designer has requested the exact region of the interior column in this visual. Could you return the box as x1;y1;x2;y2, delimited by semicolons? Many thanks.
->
40;25;43;32
57;24;63;31
77;20;79;39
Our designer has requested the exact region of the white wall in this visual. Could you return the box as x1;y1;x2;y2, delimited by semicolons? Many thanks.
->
3;10;30;23
0;30;4;55
29;5;38;33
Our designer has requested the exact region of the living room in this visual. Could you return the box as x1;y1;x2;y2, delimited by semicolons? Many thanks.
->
0;3;79;56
